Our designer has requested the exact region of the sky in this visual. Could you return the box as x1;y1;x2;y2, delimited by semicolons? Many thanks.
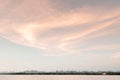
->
0;0;120;72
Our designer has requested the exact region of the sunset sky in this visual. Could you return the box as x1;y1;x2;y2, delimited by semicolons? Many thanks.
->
0;0;120;72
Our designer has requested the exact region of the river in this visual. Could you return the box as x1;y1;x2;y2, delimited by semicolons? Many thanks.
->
0;75;120;80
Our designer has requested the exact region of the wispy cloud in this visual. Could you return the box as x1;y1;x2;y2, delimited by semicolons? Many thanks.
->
0;0;120;55
112;52;120;59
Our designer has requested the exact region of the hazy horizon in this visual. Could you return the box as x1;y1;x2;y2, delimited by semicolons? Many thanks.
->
0;0;120;72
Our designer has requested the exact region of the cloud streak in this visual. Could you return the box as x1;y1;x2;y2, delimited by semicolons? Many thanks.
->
0;0;120;55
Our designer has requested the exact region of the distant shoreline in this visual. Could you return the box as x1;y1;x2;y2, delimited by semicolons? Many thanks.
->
0;72;120;75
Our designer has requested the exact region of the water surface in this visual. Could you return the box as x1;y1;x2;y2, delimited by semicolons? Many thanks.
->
0;75;120;80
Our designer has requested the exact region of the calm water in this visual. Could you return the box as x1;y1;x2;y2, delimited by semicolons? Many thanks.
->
0;75;120;80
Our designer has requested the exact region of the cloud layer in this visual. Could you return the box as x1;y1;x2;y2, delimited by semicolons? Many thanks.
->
0;0;120;55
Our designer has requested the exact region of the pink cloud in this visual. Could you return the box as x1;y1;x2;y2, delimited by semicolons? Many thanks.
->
112;53;120;59
0;0;120;55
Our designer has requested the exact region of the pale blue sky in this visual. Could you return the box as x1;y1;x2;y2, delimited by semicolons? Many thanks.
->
0;0;120;72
